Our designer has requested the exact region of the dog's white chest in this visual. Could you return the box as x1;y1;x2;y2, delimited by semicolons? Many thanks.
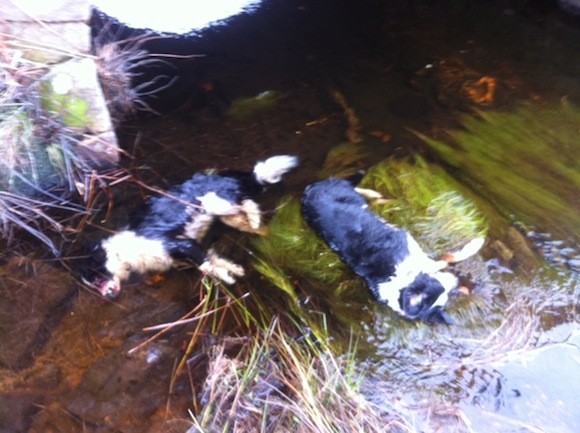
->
376;233;435;313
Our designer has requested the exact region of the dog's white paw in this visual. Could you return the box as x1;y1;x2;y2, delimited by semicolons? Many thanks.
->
199;251;245;284
241;199;262;230
354;187;383;200
196;192;237;215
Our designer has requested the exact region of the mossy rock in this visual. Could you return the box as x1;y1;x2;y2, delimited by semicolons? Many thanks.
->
40;81;90;129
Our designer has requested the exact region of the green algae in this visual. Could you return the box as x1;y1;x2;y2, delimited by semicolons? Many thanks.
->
360;156;488;254
418;104;580;239
253;198;350;288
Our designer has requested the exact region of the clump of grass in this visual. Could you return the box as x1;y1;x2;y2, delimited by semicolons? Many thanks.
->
143;280;409;433
417;104;580;239
253;199;350;287
188;318;415;433
0;46;125;255
360;156;488;254
318;142;369;180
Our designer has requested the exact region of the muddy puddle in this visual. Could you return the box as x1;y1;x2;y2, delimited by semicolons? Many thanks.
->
1;1;579;432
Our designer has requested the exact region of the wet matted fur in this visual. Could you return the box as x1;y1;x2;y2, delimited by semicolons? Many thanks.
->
302;177;484;324
83;155;298;297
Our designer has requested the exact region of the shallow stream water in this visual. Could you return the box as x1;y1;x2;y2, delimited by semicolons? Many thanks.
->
1;1;579;432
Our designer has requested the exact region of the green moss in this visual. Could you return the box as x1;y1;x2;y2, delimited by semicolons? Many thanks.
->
418;104;580;238
40;82;90;128
360;156;488;254
254;198;350;287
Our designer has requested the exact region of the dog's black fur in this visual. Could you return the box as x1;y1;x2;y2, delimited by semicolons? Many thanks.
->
84;155;298;298
302;178;483;324
128;174;259;263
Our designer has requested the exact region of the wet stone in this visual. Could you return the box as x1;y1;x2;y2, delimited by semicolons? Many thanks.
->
505;227;541;270
0;391;44;433
559;247;576;257
459;325;580;433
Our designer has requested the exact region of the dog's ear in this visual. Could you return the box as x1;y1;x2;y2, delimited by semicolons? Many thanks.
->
91;243;107;265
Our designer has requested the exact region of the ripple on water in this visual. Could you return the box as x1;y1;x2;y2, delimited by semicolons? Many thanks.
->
354;253;578;432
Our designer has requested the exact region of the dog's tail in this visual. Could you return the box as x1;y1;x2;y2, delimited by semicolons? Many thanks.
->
253;155;299;185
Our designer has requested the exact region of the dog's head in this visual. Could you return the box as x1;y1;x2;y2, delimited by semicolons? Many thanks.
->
80;243;121;299
400;272;457;325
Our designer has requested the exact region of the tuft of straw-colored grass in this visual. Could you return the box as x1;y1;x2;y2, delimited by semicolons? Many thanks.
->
188;318;416;433
0;61;80;254
0;44;133;255
164;278;269;393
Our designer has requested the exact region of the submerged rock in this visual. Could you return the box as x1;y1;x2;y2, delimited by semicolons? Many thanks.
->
64;336;177;426
227;90;281;121
0;260;77;370
459;324;580;433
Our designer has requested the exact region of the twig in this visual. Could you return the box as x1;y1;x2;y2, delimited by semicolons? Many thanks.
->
142;292;251;332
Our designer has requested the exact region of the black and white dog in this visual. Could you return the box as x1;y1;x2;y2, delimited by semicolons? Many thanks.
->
83;155;298;298
302;178;484;324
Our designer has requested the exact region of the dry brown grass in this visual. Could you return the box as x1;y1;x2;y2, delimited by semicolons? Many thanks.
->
187;318;416;433
1;46;83;254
